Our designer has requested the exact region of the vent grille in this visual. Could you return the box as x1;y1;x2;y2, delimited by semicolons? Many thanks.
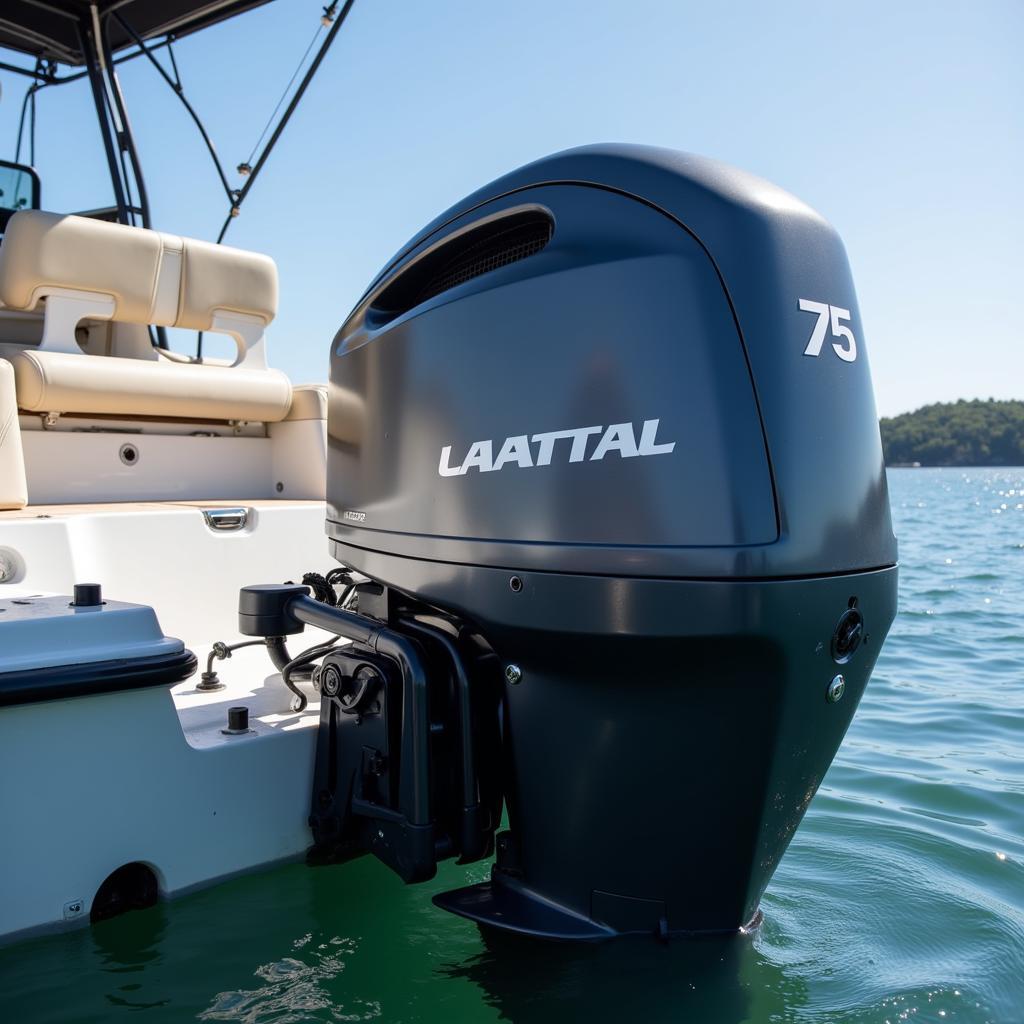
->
415;215;553;305
371;209;553;323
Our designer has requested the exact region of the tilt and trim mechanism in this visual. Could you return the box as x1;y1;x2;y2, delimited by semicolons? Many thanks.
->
244;145;898;941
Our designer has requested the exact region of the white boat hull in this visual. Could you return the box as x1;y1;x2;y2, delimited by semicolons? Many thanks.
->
0;500;335;945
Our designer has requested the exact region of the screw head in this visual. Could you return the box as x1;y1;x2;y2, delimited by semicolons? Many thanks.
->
827;674;846;703
322;665;342;697
505;664;523;685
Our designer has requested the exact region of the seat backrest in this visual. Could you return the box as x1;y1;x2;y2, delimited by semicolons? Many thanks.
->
0;211;278;368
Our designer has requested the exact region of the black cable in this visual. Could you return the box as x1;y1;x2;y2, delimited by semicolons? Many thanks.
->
281;636;341;711
14;75;41;163
197;637;269;690
204;638;266;675
28;86;37;165
111;13;234;201
326;567;358;609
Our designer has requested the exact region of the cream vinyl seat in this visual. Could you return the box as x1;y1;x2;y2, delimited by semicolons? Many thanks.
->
0;211;291;422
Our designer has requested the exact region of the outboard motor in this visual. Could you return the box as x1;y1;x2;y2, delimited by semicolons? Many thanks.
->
243;145;897;940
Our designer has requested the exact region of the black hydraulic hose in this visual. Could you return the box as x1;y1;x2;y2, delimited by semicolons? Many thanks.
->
266;634;314;682
265;636;292;674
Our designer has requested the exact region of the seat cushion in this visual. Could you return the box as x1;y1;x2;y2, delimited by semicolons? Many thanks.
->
7;350;292;422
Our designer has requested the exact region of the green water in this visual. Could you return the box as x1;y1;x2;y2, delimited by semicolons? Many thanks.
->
2;468;1022;1023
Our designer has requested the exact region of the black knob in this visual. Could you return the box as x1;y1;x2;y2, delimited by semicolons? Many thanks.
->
831;607;864;663
227;706;249;732
72;583;103;607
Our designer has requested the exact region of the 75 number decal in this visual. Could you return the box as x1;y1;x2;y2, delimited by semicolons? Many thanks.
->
798;299;857;363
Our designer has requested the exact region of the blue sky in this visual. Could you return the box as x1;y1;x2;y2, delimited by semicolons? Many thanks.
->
1;0;1020;417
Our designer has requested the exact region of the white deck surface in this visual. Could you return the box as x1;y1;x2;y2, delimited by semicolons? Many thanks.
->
174;641;326;750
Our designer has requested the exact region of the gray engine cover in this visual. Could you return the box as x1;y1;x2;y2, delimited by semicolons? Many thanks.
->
327;145;896;581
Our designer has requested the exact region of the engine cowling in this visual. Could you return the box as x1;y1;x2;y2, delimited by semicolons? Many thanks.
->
317;145;897;939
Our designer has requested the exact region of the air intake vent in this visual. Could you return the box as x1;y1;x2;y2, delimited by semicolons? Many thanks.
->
372;209;553;322
416;213;553;305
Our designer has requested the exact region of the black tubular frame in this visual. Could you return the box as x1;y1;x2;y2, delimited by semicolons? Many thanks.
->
110;13;234;202
0;37;176;85
78;18;130;223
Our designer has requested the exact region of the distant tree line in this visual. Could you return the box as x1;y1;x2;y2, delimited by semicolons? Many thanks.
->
880;399;1024;466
